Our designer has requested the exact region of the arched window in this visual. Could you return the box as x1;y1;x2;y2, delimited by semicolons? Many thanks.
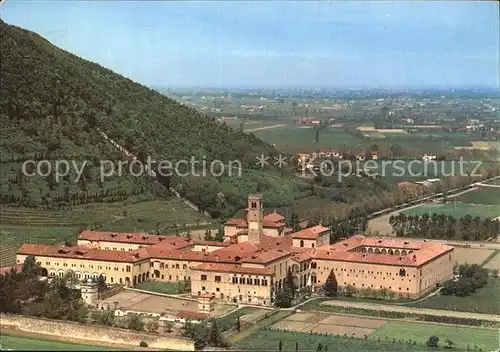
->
300;240;304;247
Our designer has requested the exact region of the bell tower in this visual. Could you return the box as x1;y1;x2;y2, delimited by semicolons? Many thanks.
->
247;194;263;243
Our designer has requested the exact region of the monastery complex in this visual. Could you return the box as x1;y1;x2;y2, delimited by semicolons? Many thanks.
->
16;195;454;306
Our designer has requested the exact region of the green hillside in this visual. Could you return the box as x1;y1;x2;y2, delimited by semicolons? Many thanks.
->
0;20;309;218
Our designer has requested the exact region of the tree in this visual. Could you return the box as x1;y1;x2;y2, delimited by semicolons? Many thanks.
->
208;319;226;347
317;343;323;352
96;274;106;292
285;267;297;297
186;227;192;241
426;336;440;348
323;269;338;297
64;270;79;287
146;319;159;333
275;285;293;308
445;339;455;349
22;255;38;276
92;310;114;326
203;229;213;241
288;211;301;232
236;316;241;332
295;342;299;352
279;340;283;352
163;321;173;333
126;314;144;331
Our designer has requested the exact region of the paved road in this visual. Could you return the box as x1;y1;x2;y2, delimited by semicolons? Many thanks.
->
321;299;500;322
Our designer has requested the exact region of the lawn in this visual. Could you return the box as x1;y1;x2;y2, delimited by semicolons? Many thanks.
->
371;321;498;351
134;280;190;294
455;188;500;205
402;203;499;219
0;198;211;247
406;278;500;315
0;334;120;350
234;329;454;352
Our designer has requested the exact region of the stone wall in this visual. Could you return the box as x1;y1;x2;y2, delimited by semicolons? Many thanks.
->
99;285;124;300
0;314;194;351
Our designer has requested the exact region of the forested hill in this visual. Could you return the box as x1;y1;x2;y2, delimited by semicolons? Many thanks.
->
0;20;308;218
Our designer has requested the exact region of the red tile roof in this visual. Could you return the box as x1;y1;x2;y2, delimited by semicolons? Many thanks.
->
79;230;191;248
0;264;22;276
192;262;273;275
292;225;330;239
242;248;291;264
17;244;150;263
263;212;285;223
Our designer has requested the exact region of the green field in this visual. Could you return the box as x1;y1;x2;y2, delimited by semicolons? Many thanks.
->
455;187;500;205
234;329;455;352
371;322;498;351
405;278;500;315
0;334;120;350
134;280;190;294
0;198;211;247
402;203;499;219
249;125;365;152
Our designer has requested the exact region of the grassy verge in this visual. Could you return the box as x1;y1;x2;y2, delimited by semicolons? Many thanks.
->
371;321;498;351
0;334;122;351
406;278;500;315
233;329;455;352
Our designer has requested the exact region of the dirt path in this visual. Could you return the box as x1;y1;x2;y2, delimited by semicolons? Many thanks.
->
321;300;500;322
245;124;285;132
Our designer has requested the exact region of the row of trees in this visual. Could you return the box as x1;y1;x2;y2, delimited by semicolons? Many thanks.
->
389;213;499;241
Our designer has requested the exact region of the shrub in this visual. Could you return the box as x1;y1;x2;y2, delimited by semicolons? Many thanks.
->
139;341;148;347
426;336;440;348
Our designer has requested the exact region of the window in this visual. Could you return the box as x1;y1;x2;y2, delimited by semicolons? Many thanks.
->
202;286;205;291
215;276;221;283
300;240;304;247
239;277;245;284
254;278;260;285
261;279;268;286
201;275;207;281
126;266;131;272
247;278;252;285
232;277;238;284
183;264;187;269
175;264;179;269
216;288;220;292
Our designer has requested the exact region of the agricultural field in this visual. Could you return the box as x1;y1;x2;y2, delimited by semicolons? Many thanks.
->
402;203;499;219
455;187;500;205
0;198;210;247
249;125;365;153
407;278;500;315
234;328;457;351
370;321;498;351
453;247;497;267
484;251;500;271
0;334;119;350
272;312;385;338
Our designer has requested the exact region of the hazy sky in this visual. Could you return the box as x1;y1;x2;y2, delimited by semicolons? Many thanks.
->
1;1;499;88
